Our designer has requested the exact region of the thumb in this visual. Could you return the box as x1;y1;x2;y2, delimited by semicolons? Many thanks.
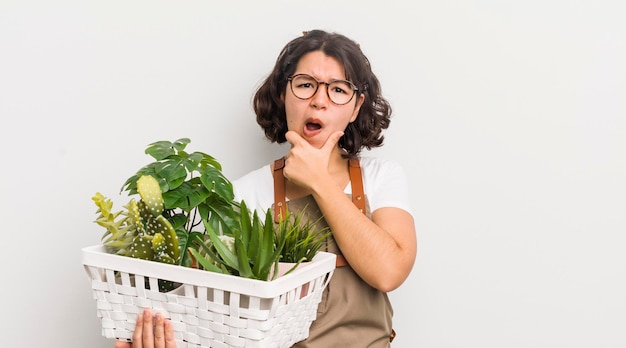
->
322;131;344;153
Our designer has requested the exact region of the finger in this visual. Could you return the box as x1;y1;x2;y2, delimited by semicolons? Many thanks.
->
142;309;155;348
284;131;306;148
114;342;132;348
131;311;144;348
321;131;344;153
164;320;177;348
153;312;165;348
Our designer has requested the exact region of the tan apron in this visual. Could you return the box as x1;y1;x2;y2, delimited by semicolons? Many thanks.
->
272;158;396;347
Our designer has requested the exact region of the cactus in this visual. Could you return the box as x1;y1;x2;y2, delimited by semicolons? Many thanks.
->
136;175;164;217
92;175;179;264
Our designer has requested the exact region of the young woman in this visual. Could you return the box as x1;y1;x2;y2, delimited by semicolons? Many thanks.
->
116;29;417;348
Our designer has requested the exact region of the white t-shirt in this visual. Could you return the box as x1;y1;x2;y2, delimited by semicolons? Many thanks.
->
232;156;413;217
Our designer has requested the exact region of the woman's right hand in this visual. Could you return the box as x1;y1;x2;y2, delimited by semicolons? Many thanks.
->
114;308;177;348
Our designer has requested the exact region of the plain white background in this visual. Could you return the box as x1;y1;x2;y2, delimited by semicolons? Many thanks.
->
1;0;624;347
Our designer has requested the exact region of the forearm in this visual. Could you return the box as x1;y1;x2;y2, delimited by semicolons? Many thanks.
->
311;180;417;292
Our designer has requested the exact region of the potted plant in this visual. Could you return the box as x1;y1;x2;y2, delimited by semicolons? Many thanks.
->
273;207;331;277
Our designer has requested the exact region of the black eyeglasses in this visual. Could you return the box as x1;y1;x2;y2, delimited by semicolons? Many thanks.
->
287;74;359;105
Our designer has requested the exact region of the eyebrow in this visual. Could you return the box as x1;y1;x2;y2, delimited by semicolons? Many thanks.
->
294;73;349;82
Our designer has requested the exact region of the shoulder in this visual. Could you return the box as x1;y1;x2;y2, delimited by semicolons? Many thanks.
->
358;156;413;215
359;156;406;178
232;164;273;198
232;164;272;186
232;164;274;213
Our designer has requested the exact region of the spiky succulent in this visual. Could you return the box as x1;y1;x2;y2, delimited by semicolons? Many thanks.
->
189;201;284;280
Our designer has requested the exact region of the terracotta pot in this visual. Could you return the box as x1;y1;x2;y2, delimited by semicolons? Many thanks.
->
273;262;312;298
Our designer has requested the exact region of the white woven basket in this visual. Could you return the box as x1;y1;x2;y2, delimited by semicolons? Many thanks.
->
82;245;336;348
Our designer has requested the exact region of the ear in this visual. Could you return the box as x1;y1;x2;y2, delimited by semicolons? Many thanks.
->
349;93;365;123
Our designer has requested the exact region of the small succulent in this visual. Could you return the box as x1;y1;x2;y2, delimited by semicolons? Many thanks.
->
275;206;331;266
189;201;284;281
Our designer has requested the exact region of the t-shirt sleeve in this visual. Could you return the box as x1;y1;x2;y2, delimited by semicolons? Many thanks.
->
362;157;414;216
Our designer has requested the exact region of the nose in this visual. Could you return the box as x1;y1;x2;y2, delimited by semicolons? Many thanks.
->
310;83;330;108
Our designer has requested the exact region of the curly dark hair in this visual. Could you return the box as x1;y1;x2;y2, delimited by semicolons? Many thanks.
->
253;30;392;157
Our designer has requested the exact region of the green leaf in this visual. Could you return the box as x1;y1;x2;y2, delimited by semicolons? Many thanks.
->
256;210;276;275
153;159;188;190
238;201;252;244
200;166;235;202
248;212;261;262
171;138;191;152
183;152;204;172
162;180;210;210
198;199;238;235
121;164;163;195
145;139;190;161
234;237;253;278
198;151;223;171
176;230;203;267
188;248;228;274
204;221;239;269
192;235;233;273
167;213;188;231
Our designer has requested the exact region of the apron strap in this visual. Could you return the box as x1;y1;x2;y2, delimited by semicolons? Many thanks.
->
272;157;366;222
272;157;287;222
348;158;366;214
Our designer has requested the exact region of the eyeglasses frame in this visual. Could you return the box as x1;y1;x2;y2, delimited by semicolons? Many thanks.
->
287;74;359;105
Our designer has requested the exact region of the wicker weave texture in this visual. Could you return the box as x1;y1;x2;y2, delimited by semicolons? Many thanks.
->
82;245;335;348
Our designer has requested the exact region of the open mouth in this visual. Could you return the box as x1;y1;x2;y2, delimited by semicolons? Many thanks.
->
306;122;322;131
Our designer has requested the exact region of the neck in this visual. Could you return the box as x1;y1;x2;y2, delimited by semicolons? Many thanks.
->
328;147;349;175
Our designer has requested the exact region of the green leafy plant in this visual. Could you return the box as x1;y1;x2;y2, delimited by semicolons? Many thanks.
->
91;138;332;285
92;139;238;269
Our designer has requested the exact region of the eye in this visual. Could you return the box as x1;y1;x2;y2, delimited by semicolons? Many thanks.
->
331;86;348;94
330;81;352;95
293;75;317;89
